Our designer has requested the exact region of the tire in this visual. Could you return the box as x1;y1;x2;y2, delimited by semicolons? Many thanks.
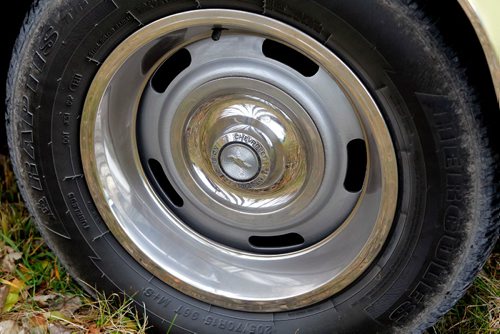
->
6;0;498;333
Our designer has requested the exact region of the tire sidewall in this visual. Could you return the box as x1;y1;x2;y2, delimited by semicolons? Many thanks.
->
8;0;479;333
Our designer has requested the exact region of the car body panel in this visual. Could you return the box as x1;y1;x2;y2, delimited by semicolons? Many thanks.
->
460;0;500;104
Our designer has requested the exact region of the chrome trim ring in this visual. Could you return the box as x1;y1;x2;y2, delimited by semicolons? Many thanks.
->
81;10;398;312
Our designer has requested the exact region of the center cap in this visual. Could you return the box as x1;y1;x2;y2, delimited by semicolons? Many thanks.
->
210;132;272;188
219;143;260;182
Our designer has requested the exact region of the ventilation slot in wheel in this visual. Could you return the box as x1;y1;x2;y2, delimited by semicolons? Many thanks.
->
249;233;305;250
148;159;184;207
262;39;319;77
344;139;367;193
151;48;191;93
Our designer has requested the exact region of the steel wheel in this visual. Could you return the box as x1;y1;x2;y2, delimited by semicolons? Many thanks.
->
80;9;397;312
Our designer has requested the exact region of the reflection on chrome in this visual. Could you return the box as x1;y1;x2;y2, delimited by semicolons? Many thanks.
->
184;94;317;213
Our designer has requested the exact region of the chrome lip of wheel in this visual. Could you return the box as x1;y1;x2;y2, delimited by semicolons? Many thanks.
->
81;10;398;312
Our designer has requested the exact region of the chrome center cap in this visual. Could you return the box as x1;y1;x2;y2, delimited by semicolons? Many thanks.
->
210;132;271;188
219;143;260;182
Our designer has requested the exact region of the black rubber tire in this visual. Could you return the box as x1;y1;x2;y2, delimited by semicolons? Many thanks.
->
6;0;498;333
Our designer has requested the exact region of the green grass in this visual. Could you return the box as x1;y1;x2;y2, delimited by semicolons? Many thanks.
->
429;247;499;334
0;156;149;333
0;155;498;333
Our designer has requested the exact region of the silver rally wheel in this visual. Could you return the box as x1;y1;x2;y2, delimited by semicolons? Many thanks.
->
80;10;397;312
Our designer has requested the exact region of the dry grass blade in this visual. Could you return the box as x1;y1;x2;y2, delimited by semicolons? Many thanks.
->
429;249;499;334
0;155;148;333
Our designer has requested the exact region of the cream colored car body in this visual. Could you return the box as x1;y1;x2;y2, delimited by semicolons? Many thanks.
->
460;0;500;104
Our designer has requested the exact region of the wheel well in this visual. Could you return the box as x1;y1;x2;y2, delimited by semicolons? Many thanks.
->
412;0;499;156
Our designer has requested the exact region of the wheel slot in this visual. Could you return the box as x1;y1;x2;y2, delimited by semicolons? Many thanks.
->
262;39;319;77
147;159;184;207
151;48;191;93
249;233;305;250
344;139;367;193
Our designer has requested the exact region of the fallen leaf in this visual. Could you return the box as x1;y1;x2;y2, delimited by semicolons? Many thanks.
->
0;243;9;255
0;285;8;310
39;259;51;271
1;247;22;274
48;323;75;334
52;296;82;317
46;310;72;322
86;324;101;334
3;290;20;312
33;294;59;307
0;277;25;290
0;320;23;334
121;316;138;330
1;278;25;312
31;313;48;327
53;262;60;280
22;314;48;334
